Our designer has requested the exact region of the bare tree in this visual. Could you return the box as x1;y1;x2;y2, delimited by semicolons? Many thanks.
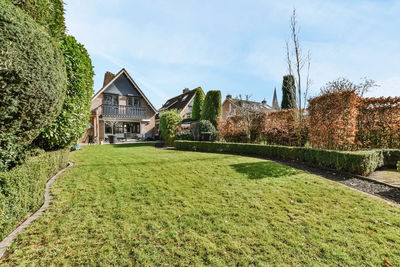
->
304;51;312;107
285;8;312;146
285;8;312;111
320;77;379;97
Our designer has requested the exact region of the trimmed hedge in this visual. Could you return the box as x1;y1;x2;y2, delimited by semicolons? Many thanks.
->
12;0;66;40
36;35;95;150
0;149;69;240
0;1;67;170
191;87;205;120
201;90;221;127
174;141;400;176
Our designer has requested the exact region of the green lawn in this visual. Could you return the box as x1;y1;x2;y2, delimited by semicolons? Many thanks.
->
2;144;400;265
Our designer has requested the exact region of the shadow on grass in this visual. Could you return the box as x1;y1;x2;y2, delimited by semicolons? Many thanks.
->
230;161;302;179
111;143;155;148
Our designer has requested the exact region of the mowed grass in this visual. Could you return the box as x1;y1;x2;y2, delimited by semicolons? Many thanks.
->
2;144;400;266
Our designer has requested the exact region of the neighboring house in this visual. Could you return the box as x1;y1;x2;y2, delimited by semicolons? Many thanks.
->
81;68;157;144
158;87;199;119
221;95;274;120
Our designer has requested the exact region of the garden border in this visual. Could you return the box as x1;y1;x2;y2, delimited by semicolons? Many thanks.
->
0;162;74;259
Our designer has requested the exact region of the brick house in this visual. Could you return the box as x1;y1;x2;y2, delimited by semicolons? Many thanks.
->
81;68;157;144
221;95;274;120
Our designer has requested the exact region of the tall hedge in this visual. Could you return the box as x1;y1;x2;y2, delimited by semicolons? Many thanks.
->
0;148;69;240
201;90;222;127
281;75;297;109
36;35;95;150
12;0;66;40
160;110;182;146
0;1;67;171
191;87;205;120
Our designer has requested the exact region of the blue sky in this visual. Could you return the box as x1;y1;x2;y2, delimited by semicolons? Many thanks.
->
64;0;400;108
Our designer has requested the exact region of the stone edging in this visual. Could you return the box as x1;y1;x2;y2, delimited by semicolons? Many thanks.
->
0;162;74;259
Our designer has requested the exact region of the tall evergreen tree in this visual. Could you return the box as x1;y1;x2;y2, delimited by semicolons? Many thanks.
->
281;75;297;109
191;87;205;120
272;87;280;110
201;90;222;127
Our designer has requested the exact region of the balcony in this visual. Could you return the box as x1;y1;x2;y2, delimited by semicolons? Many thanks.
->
101;105;146;119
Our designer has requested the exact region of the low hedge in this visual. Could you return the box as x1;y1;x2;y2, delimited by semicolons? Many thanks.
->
174;141;400;176
0;149;69;240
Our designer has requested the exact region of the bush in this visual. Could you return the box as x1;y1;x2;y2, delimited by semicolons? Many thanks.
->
174;141;400;176
12;0;66;40
160;110;182;146
217;116;249;143
191;87;205;120
35;35;95;150
176;131;194;141
198;120;217;141
0;148;69;240
0;1;67;171
201;90;221;127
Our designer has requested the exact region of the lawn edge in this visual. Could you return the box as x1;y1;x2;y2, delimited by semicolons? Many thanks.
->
0;162;74;260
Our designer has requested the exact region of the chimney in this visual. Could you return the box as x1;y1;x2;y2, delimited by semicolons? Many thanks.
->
183;88;190;94
261;99;267;105
103;71;115;87
226;94;232;99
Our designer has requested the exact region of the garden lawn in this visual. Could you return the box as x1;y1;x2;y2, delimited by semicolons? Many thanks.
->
2;144;400;266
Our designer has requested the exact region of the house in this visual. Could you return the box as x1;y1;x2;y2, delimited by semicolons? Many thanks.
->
81;68;157;144
158;87;201;119
221;94;274;120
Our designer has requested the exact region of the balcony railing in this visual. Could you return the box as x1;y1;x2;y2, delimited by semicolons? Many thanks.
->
101;105;146;119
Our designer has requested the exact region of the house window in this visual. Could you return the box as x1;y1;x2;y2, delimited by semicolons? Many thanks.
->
127;96;140;107
105;121;113;134
114;122;124;134
104;94;119;106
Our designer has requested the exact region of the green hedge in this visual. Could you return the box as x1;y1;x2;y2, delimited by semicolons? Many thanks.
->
0;1;67;170
397;161;400;172
174;141;400;176
201;90;221;127
0;149;69;240
12;0;66;40
36;35;95;150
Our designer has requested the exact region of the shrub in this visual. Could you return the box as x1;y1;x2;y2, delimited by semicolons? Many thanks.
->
160;110;182;146
191;87;205;120
12;0;66;40
281;75;297;109
174;141;400;176
201;90;222;127
356;97;400;149
176;131;194;141
0;148;69;240
308;90;359;150
198;120;216;141
0;1;67;171
218;116;250;143
35;35;95;150
262;109;307;146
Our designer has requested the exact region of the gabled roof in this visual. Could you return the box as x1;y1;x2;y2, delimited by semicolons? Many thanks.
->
92;68;156;113
159;88;197;111
224;97;274;112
